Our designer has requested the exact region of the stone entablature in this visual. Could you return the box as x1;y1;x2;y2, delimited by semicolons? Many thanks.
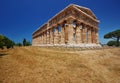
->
32;4;100;47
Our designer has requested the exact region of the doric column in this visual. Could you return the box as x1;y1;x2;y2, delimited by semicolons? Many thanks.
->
52;28;54;44
46;30;50;44
48;30;50;44
44;32;46;44
36;37;38;44
76;24;81;44
67;19;74;44
91;28;95;43
58;32;61;44
51;28;54;44
50;28;53;44
53;28;55;44
41;34;43;44
81;26;83;43
39;36;41;44
61;24;65;44
54;27;59;45
58;25;62;44
64;25;68;44
88;27;92;43
79;24;83;43
96;29;99;44
82;25;87;43
43;33;45;44
43;32;46;44
41;35;42;44
94;29;99;44
45;31;47;44
93;29;96;43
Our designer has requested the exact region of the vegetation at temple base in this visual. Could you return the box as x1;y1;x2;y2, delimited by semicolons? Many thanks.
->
104;29;120;46
23;38;31;46
0;34;15;49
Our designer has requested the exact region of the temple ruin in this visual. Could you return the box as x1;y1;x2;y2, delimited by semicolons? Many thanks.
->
32;4;101;47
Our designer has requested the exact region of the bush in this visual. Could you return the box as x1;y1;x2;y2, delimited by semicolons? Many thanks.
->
0;35;15;49
15;43;22;47
22;38;31;46
25;41;31;46
107;41;120;46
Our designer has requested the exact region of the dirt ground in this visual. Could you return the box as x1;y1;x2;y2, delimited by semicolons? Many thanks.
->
0;47;120;83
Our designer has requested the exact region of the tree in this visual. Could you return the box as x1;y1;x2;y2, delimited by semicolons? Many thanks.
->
15;43;22;47
25;41;31;46
0;34;15;49
23;38;31;46
104;29;120;46
0;35;4;49
107;41;116;46
3;36;15;49
23;38;26;46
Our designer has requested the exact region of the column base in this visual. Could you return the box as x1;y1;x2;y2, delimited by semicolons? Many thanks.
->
32;43;102;48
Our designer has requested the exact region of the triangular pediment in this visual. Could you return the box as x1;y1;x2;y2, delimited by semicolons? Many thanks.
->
71;4;97;19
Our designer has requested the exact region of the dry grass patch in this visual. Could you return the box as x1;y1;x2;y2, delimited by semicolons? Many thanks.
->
0;47;120;83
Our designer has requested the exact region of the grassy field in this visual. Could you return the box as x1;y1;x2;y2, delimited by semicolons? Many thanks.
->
0;47;120;83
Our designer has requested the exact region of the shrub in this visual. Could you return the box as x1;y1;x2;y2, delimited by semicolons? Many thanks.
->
0;34;15;49
107;41;120;46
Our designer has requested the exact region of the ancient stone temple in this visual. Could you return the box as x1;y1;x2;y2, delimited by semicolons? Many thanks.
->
32;4;101;47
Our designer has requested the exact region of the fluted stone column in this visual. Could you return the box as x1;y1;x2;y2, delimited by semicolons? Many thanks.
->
54;27;59;45
91;28;95;43
50;28;53;44
61;24;65;44
82;25;87;43
43;33;45;44
64;24;68;44
79;24;83;43
96;29;99;44
51;28;54;45
53;28;55;44
76;24;81;44
40;36;41;44
67;20;74;44
58;32;61;44
36;38;38;44
94;29;98;44
40;36;42;44
81;27;83;43
41;34;43;44
45;31;47;44
46;30;50;44
88;27;92;43
44;32;45;44
58;25;62;44
48;30;50;44
52;28;54;44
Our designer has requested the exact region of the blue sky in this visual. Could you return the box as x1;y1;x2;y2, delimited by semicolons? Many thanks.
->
0;0;120;44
